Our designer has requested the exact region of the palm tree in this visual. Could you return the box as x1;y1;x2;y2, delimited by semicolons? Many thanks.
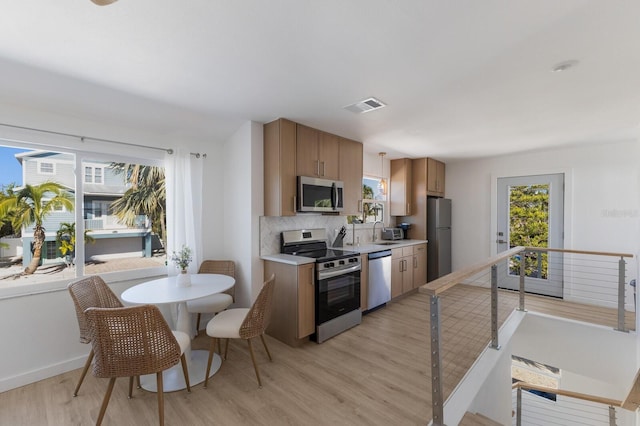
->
110;163;166;247
56;222;95;265
0;182;74;274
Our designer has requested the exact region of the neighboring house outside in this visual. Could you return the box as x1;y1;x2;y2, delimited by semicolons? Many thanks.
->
14;150;155;266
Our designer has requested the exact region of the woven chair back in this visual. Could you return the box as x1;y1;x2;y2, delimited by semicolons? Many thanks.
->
86;305;181;379
198;260;236;298
68;275;123;344
239;274;276;340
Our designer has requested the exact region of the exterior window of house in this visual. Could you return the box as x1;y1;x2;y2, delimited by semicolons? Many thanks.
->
84;165;104;184
44;241;58;260
0;142;167;293
94;167;103;184
38;161;55;175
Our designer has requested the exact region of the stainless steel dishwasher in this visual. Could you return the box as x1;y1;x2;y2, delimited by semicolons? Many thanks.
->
367;250;392;311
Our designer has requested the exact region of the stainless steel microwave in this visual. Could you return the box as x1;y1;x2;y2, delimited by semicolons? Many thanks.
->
297;176;344;213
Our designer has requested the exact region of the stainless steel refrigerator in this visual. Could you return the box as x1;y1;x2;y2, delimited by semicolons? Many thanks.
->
427;197;452;282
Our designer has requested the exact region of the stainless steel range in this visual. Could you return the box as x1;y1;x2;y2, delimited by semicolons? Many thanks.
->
281;228;361;343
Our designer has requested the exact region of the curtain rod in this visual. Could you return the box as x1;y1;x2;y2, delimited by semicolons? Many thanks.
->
0;122;206;158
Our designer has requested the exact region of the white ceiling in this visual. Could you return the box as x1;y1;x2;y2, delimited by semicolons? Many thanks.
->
1;0;639;160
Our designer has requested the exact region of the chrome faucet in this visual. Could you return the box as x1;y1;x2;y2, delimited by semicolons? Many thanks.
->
372;221;384;242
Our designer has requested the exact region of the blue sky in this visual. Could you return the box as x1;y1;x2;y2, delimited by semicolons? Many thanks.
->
0;146;28;189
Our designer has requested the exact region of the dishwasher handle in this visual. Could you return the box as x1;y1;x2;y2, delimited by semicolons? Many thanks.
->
368;250;392;260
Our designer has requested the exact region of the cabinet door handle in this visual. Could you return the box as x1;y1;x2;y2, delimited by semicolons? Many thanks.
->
358;199;363;212
414;256;417;269
399;261;403;273
407;203;411;215
316;160;320;176
293;196;297;213
321;161;325;176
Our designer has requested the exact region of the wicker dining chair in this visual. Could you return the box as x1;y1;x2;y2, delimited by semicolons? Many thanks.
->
67;275;124;397
204;273;275;388
186;260;236;334
86;305;191;426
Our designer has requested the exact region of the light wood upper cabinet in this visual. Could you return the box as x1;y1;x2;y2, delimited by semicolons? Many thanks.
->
264;119;297;216
265;118;362;217
390;158;413;216
339;137;364;215
296;124;339;180
394;157;446;239
427;158;445;197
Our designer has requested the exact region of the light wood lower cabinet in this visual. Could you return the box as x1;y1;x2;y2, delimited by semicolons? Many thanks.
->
265;261;315;347
412;243;427;288
391;244;427;298
360;254;369;311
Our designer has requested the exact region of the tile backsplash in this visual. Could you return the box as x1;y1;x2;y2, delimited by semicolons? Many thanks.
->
260;215;386;255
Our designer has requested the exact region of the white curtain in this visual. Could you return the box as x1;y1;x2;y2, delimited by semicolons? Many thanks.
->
165;148;203;276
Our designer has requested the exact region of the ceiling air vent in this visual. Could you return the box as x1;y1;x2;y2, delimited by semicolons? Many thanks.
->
344;97;387;114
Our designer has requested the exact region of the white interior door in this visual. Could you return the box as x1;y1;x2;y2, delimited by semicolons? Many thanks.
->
496;174;564;297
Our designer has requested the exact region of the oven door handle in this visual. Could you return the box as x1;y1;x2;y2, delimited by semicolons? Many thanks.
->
318;264;361;280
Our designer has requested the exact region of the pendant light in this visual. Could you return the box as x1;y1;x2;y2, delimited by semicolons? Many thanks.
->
378;152;387;196
91;0;118;5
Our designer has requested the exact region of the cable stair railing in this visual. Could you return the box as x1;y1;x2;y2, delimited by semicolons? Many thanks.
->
419;246;636;426
513;381;628;425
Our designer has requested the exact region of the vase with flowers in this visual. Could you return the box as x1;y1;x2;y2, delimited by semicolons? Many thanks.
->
171;245;192;287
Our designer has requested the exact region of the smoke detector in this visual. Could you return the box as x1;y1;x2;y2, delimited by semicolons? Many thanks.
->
344;97;387;114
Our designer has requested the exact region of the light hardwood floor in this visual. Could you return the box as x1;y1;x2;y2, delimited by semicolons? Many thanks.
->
0;285;633;425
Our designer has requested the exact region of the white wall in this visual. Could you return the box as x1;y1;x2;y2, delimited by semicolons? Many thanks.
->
446;139;640;278
512;313;637;399
222;121;264;307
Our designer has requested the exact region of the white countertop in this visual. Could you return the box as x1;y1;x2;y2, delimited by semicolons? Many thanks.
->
345;239;427;254
261;253;316;265
261;239;428;265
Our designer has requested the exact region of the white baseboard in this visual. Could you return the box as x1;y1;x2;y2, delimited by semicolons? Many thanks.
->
0;355;86;393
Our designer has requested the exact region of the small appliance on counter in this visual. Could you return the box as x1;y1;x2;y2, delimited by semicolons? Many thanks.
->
398;223;411;239
381;228;404;240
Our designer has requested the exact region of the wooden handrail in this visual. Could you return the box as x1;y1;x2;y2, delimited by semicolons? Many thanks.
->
419;246;634;296
513;381;623;408
420;247;523;296
524;247;634;259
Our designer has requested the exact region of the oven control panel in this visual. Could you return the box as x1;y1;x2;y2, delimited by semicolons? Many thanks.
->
317;256;360;274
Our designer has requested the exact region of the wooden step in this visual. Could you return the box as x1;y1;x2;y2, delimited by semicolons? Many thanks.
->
459;411;503;426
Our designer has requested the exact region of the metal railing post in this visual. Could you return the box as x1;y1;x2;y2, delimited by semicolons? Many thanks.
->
518;251;526;311
516;387;522;426
609;405;617;426
490;264;500;350
430;295;444;426
616;257;628;333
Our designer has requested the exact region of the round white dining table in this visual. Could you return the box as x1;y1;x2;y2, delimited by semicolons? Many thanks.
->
121;273;235;392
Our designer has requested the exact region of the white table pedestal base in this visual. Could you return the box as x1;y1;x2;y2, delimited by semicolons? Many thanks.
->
138;350;222;392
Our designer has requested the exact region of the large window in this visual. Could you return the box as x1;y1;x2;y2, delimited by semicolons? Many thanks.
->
0;143;167;290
